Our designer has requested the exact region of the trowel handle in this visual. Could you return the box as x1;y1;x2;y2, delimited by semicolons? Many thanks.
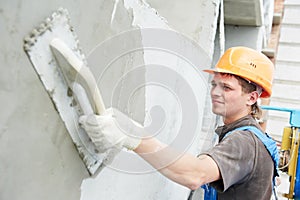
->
79;67;106;115
50;38;106;115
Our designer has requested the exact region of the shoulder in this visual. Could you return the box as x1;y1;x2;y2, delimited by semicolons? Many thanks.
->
222;129;257;146
205;130;259;191
208;130;257;162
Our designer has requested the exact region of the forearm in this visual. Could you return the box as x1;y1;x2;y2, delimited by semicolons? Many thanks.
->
79;108;220;189
134;138;220;190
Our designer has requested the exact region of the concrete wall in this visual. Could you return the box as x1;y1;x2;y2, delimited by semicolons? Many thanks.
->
0;0;219;200
0;0;143;199
82;1;220;200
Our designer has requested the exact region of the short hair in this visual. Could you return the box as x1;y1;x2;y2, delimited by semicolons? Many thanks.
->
219;73;262;120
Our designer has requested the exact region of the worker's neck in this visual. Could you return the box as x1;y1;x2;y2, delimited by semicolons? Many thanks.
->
223;113;249;125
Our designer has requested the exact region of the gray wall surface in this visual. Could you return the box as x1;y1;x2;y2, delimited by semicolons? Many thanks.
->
0;0;144;199
0;0;218;199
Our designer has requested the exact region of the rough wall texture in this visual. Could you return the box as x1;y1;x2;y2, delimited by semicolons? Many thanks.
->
0;0;219;200
0;0;143;199
147;0;220;57
81;1;219;200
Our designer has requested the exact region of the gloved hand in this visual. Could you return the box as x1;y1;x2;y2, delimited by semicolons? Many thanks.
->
79;108;142;153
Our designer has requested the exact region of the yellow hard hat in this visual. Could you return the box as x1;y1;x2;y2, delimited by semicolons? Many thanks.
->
204;46;274;98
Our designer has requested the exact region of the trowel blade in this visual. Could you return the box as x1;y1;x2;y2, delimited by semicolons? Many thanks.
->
23;8;105;175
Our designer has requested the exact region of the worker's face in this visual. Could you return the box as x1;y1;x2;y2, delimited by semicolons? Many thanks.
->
210;73;253;124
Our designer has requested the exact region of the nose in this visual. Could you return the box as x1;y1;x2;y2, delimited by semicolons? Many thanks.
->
211;85;223;97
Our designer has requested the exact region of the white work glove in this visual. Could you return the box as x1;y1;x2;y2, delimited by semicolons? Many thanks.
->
79;108;142;153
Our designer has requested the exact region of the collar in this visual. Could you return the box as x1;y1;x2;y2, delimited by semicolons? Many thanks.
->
215;115;261;141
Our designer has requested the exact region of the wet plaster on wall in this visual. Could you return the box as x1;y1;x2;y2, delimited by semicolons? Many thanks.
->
142;0;220;146
80;1;169;199
0;0;219;199
81;1;187;200
144;1;221;152
84;0;146;121
0;0;144;199
123;0;170;28
121;0;218;143
81;1;218;200
146;0;220;58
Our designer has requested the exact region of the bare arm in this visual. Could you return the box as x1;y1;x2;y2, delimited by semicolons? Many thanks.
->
79;109;220;189
134;137;220;190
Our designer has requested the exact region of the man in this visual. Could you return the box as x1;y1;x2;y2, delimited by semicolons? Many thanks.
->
79;46;277;199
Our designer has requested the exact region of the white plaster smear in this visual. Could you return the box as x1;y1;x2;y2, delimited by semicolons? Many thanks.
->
123;0;170;28
81;0;208;199
111;0;120;25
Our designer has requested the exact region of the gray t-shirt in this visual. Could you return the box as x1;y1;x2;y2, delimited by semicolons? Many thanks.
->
202;115;274;200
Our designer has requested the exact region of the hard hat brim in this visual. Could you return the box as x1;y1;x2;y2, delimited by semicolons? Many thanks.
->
203;68;233;74
203;68;271;98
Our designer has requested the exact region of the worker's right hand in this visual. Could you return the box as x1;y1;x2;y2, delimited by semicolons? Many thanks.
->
79;108;142;153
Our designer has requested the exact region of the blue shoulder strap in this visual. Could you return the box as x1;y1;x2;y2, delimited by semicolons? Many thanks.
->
228;126;279;178
201;184;217;200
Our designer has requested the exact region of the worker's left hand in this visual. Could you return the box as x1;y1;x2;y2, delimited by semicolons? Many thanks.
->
79;108;142;153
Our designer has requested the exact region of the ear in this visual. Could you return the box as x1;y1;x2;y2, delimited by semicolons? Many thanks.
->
246;91;259;106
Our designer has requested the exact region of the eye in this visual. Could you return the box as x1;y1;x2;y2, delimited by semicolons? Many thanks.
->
211;82;217;88
223;85;232;91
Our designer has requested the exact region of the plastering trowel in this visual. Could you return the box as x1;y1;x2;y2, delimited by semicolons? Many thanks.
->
23;8;108;175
